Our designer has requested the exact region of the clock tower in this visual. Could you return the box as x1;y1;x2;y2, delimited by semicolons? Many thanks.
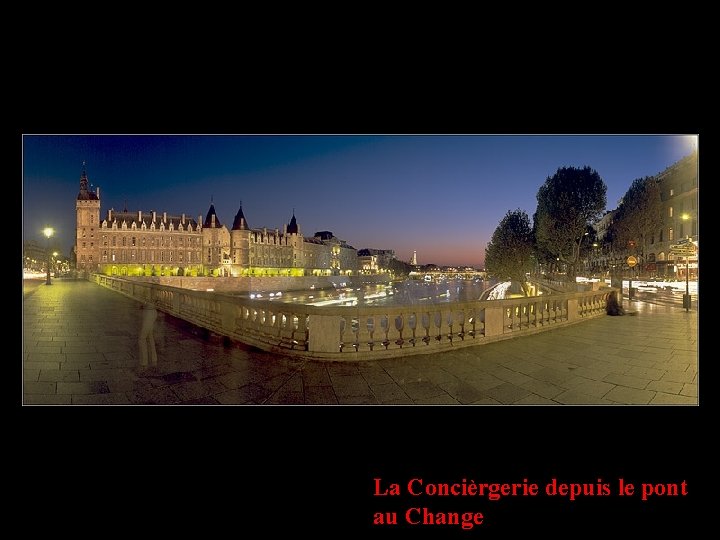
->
75;162;101;275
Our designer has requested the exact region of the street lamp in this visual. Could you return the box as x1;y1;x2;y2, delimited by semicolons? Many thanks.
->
577;231;589;276
681;213;691;311
591;242;599;275
43;227;54;285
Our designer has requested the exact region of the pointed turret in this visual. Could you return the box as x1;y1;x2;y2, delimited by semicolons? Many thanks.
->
77;161;99;200
287;209;299;234
204;202;221;228
232;201;250;230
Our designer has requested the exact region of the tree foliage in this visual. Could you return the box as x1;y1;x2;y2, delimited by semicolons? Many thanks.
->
535;166;606;280
531;210;559;275
607;176;663;261
485;209;534;296
387;257;414;277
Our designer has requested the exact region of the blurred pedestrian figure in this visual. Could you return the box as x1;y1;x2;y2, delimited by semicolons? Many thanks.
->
606;290;625;316
138;293;159;369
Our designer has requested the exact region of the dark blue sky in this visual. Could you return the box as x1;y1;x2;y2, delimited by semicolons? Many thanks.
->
22;134;697;266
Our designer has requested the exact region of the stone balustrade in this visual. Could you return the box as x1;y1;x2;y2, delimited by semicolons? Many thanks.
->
94;275;613;361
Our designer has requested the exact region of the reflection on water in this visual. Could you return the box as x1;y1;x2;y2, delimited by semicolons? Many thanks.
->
234;278;498;307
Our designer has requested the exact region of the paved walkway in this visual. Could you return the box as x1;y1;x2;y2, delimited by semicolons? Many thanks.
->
22;279;698;405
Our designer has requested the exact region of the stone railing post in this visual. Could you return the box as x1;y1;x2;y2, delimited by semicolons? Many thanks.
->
484;305;504;337
308;314;342;353
219;301;236;334
567;298;579;322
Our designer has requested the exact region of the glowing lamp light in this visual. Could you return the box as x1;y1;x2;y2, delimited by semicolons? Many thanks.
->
43;226;54;285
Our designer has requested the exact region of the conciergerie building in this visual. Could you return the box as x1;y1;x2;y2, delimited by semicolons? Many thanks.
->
75;164;359;278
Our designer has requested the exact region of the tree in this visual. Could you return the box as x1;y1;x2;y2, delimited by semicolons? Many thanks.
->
485;209;534;296
608;176;663;266
531;211;560;276
535;166;607;281
387;257;413;277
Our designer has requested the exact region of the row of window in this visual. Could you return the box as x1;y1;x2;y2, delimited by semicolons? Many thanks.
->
100;221;200;232
649;220;697;245
248;257;294;266
667;199;697;218
98;235;202;248
100;250;201;263
666;176;698;198
251;234;293;245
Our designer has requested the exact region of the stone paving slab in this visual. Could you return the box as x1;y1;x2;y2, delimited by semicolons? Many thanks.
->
304;386;338;405
22;280;699;405
646;380;684;394
514;394;559;405
649;392;697;405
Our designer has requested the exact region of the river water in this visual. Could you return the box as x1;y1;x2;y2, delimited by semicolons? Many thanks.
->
234;277;696;308
239;278;498;307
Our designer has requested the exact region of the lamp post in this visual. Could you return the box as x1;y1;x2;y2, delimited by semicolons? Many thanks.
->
591;242;599;276
577;231;589;277
683;252;690;312
43;227;54;285
681;213;691;311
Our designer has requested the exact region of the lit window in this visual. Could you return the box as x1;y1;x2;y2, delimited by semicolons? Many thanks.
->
669;228;674;241
669;207;673;217
670;188;674;196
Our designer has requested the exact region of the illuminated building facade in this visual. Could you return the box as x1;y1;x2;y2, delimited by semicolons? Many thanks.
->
75;166;358;277
588;151;699;278
357;248;396;273
75;164;101;273
644;151;698;278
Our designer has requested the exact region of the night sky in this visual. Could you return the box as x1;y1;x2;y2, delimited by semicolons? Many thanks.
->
22;134;697;267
